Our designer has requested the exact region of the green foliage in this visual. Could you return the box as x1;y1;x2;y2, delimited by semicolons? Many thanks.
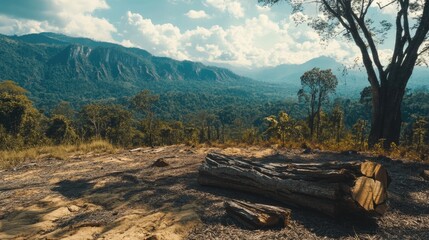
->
264;111;302;145
130;90;160;146
46;115;78;145
0;81;45;150
411;116;428;151
352;119;368;150
298;68;338;139
184;127;199;145
0;72;427;163
131;90;159;115
79;104;134;146
51;101;75;120
329;105;345;143
0;80;28;95
0;93;29;134
260;0;429;147
1;33;288;112
242;128;260;145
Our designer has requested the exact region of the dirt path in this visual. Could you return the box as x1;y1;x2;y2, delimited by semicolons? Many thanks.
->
0;145;428;239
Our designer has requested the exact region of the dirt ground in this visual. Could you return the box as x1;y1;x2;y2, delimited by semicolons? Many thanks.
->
0;145;428;239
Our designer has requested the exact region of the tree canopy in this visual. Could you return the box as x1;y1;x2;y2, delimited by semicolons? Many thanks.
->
259;0;429;147
298;68;338;138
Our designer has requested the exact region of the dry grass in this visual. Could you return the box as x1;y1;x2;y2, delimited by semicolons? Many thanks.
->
0;140;119;169
254;138;429;163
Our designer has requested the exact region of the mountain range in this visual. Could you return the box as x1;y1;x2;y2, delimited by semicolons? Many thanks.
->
0;32;427;110
236;56;429;97
1;32;287;110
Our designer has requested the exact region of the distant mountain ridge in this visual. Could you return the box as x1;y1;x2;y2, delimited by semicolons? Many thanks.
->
6;32;244;83
0;32;265;108
237;55;428;97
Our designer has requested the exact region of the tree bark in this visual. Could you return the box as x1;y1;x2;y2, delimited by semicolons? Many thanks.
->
225;200;291;229
368;77;406;148
199;153;390;218
421;170;429;181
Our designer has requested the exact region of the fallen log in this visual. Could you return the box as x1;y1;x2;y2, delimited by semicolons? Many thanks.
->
421;170;429;181
224;200;291;229
198;153;390;217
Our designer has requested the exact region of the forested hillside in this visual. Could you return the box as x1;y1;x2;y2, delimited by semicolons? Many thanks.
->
0;33;428;162
0;33;287;110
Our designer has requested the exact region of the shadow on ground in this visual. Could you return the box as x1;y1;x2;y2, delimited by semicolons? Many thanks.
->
0;147;428;239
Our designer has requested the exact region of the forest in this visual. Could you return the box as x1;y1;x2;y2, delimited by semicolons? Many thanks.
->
1;71;428;165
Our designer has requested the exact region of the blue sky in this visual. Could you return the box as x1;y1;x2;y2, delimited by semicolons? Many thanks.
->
0;0;401;68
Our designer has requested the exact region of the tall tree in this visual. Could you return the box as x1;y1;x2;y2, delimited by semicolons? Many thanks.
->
0;81;44;149
51;101;75;120
79;104;133;145
298;68;338;139
131;90;159;146
329;105;345;143
46;115;78;145
259;0;429;147
218;106;236;142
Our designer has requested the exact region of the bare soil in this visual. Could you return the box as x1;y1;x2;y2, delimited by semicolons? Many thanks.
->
0;145;428;239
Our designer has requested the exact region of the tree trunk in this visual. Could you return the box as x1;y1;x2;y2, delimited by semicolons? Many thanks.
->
308;112;315;139
199;153;390;218
368;81;405;148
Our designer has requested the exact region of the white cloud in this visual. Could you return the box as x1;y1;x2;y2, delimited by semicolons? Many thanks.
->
124;11;187;60
205;0;245;18
256;5;271;13
0;15;57;35
185;10;210;19
0;1;363;68
120;39;135;48
120;11;360;67
0;0;116;42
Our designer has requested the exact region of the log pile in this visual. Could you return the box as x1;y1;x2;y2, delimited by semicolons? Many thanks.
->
198;153;391;217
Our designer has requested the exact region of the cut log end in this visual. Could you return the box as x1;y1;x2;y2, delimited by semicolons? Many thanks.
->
351;161;390;214
225;200;291;229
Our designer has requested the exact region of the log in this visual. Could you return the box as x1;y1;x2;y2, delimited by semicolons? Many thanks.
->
198;153;390;217
224;200;291;228
421;170;429;181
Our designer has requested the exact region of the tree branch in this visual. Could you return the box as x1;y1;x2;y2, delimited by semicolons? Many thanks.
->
338;1;380;88
400;0;412;43
387;2;408;77
351;9;385;79
377;0;397;10
360;0;374;19
320;0;351;30
403;0;429;63
399;0;429;85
